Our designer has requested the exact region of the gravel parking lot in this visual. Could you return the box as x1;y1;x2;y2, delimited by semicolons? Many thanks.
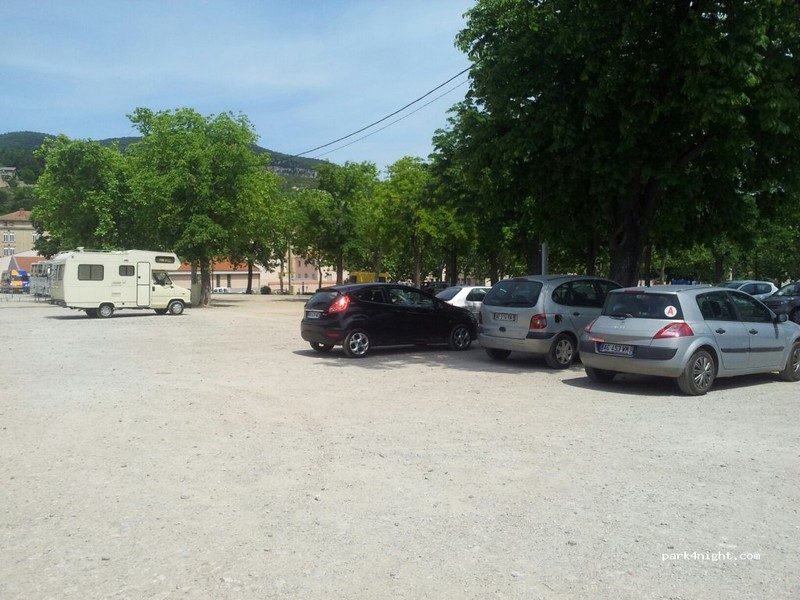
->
1;295;798;599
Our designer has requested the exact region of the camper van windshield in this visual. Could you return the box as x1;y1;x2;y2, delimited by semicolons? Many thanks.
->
153;271;172;286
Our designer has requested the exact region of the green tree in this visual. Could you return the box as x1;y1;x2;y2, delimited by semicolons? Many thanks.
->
126;108;268;305
458;0;800;285
32;136;130;253
315;161;378;284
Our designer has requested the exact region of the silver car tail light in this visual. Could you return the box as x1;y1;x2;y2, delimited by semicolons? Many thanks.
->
653;322;694;339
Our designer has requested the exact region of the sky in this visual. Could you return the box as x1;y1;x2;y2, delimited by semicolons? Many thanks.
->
0;0;475;171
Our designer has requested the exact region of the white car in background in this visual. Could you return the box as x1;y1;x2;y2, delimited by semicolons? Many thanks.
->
721;280;778;301
436;285;491;316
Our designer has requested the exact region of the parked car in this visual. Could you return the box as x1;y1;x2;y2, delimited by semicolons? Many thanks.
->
300;283;477;358
421;281;450;296
762;281;800;325
580;286;800;395
720;280;778;301
478;275;621;368
436;285;491;317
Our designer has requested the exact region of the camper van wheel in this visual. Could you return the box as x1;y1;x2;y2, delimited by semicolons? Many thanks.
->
85;308;98;318
167;300;185;315
97;304;114;318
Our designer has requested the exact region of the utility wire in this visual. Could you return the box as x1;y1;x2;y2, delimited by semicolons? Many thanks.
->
294;65;472;157
312;78;469;159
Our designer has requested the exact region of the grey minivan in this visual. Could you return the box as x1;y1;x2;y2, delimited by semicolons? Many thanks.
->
478;275;621;368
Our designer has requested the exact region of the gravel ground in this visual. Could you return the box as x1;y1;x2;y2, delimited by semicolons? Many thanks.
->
1;295;798;599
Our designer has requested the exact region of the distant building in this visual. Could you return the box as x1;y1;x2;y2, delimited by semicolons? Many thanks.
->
0;166;17;182
1;209;38;257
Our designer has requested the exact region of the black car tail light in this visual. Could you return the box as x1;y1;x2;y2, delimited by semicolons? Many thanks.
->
327;294;350;314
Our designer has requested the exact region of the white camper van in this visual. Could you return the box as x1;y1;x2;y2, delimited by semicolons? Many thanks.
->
49;249;191;318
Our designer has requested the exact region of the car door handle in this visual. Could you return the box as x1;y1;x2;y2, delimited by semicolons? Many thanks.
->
715;328;726;334
749;329;758;335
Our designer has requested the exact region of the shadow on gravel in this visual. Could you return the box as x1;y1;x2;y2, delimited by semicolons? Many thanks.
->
564;371;782;397
293;345;585;376
45;312;155;320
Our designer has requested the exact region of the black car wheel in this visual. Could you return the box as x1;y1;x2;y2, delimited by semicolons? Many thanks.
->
585;366;617;383
310;342;333;353
343;329;371;358
448;324;472;351
779;342;800;382
545;333;575;369
485;348;511;361
677;349;716;396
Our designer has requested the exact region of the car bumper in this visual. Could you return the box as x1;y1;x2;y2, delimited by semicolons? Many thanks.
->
579;339;685;377
477;331;554;354
301;321;344;345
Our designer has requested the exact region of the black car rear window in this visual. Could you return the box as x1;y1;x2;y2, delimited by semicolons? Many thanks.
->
483;280;543;308
306;290;338;309
436;286;462;301
603;291;684;320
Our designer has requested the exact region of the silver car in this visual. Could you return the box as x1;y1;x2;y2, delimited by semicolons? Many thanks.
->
436;285;491;317
580;286;800;395
478;275;621;368
721;280;778;301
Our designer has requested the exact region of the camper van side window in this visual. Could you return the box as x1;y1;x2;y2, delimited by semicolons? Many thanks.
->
119;265;134;276
155;256;175;264
77;264;104;281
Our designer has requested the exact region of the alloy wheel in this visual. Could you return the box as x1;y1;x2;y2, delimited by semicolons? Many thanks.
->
792;347;800;376
692;355;713;390
348;332;369;356
555;338;574;364
452;326;470;350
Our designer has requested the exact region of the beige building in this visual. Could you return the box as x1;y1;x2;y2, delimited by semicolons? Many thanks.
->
1;209;38;257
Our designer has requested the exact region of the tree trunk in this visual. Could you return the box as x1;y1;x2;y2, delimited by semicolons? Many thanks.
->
336;252;344;285
278;257;285;293
448;247;458;285
660;250;668;284
609;179;659;287
372;251;381;282
199;259;211;306
246;259;254;294
318;261;323;290
489;254;499;286
643;244;652;287
713;253;725;283
412;235;421;287
190;261;200;306
585;235;598;276
525;238;541;276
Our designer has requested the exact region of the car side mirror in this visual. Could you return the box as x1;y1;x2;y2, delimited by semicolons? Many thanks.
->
775;313;788;324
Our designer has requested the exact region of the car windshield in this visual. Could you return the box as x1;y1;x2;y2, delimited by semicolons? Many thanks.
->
483;280;543;308
603;291;684;320
436;286;462;301
774;284;799;297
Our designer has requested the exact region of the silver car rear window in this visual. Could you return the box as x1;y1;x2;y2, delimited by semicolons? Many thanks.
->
483;280;543;308
603;291;684;320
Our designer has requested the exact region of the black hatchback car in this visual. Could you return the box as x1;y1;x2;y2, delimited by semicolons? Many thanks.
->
300;283;477;358
762;281;800;325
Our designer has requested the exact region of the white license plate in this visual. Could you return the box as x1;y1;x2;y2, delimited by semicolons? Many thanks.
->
598;343;634;357
493;312;517;322
306;311;322;319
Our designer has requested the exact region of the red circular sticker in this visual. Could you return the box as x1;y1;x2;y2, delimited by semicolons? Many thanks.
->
664;305;677;318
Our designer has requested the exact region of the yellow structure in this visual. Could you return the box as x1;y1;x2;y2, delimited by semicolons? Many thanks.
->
347;271;391;284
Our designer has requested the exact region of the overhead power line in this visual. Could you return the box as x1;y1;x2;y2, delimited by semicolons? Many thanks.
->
312;78;469;159
294;65;472;157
